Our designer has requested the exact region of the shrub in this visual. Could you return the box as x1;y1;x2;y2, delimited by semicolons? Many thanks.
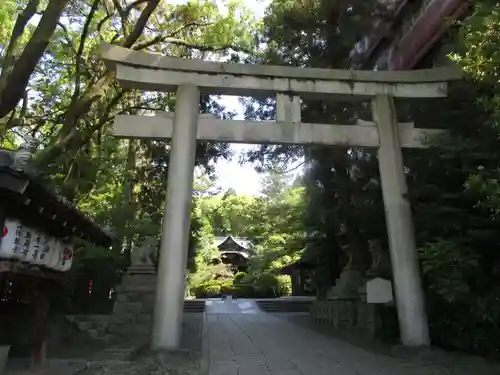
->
220;282;235;295
233;283;256;298
233;272;247;284
252;273;292;298
275;275;292;296
419;239;500;357
204;284;221;297
192;281;221;298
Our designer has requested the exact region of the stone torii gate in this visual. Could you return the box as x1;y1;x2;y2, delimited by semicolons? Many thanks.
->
100;43;460;350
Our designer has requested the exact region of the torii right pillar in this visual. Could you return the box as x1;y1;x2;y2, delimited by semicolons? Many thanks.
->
372;94;430;346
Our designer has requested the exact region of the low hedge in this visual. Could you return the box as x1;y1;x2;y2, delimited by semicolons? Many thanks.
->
191;274;292;299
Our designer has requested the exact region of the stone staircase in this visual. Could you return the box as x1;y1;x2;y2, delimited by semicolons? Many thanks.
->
66;300;206;343
256;298;313;313
184;299;206;313
65;314;116;344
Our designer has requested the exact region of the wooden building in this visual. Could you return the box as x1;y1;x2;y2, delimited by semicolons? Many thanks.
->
213;236;254;273
280;259;316;296
0;147;113;368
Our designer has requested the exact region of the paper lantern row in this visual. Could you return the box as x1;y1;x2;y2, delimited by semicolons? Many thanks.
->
0;218;73;272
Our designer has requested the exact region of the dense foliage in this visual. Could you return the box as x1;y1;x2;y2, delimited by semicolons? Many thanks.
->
187;171;305;298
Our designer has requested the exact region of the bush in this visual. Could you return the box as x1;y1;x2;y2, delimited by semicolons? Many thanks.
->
204;284;221;297
275;275;292;296
233;272;247;284
191;281;221;298
253;273;292;298
419;239;500;357
233;283;256;298
220;282;235;295
190;273;292;299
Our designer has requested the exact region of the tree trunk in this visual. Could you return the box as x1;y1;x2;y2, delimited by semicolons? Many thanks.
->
123;139;137;260
332;148;370;273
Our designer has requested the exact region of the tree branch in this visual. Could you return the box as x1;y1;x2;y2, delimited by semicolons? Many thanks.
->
123;0;150;19
97;11;116;33
0;0;70;122
132;21;213;50
35;0;159;164
111;0;128;36
148;37;253;54
0;0;39;90
72;0;101;101
36;88;125;167
55;20;74;49
123;0;160;48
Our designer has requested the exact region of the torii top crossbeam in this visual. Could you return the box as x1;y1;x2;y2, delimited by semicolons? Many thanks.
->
100;43;461;99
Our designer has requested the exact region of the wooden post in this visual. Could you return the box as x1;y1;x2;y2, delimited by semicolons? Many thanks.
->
31;289;51;369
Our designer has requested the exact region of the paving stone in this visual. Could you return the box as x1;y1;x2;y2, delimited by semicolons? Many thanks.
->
113;312;137;324
209;360;238;375
204;299;495;375
268;370;304;375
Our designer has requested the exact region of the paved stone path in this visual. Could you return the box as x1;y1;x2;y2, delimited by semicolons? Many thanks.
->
205;299;461;375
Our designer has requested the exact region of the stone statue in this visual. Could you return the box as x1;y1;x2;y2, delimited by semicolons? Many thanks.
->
131;236;157;267
11;137;37;172
367;239;392;278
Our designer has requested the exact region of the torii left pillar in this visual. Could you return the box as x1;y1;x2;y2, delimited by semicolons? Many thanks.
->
152;84;199;349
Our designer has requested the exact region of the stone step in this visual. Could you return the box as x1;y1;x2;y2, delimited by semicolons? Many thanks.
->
75;320;94;331
256;299;313;313
92;346;137;361
184;300;205;312
94;334;118;345
65;299;205;339
68;314;111;322
116;324;152;337
67;315;111;332
113;301;144;315
87;328;109;339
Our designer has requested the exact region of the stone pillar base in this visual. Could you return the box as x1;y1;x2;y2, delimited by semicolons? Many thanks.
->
110;266;157;337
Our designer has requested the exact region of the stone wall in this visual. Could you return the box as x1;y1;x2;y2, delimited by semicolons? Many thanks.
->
66;266;205;343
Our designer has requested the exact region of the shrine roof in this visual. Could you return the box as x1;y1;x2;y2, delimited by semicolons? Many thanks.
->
0;149;113;247
279;257;318;274
214;235;253;251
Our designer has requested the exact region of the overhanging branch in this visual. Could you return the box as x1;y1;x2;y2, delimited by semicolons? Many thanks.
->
0;0;70;121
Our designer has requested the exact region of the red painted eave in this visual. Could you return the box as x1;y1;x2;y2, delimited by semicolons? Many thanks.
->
350;0;409;62
388;0;469;70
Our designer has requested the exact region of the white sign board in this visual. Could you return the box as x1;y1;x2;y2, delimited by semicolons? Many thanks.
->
0;218;73;272
366;277;393;304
